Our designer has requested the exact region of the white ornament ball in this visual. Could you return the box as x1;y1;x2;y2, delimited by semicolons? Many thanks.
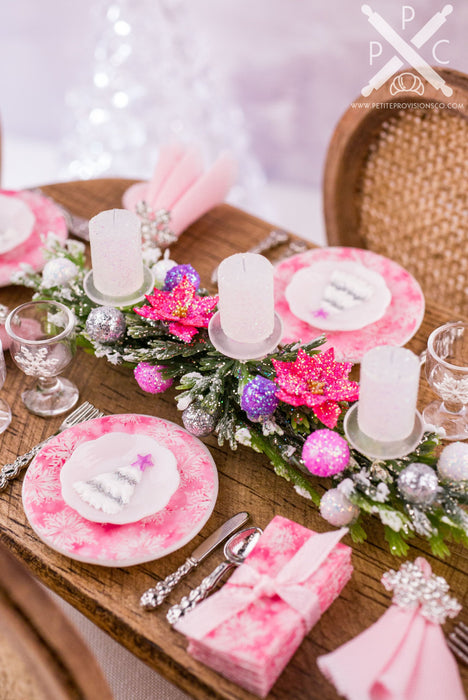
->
320;488;359;527
437;442;468;482
42;258;79;287
152;259;178;288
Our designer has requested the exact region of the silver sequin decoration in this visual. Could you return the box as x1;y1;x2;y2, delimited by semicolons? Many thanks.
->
381;560;461;624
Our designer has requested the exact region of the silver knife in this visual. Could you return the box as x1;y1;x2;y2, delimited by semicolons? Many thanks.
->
139;511;249;610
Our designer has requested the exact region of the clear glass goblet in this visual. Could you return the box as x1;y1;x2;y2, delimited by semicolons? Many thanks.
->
422;321;468;440
5;300;79;417
0;339;12;433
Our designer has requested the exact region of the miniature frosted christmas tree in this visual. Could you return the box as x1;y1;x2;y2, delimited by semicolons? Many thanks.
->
73;453;154;515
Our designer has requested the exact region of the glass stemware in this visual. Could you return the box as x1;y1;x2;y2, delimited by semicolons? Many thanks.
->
5;300;79;417
422;321;468;440
0;339;12;433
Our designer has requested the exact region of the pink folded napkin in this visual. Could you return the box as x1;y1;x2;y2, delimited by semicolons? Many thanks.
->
175;515;353;698
122;142;237;243
317;557;465;700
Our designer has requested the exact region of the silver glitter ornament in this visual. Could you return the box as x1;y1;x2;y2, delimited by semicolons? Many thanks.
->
85;306;126;343
182;403;216;437
437;441;468;482
397;463;439;505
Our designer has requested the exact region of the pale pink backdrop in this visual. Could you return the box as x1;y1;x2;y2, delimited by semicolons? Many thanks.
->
0;0;466;188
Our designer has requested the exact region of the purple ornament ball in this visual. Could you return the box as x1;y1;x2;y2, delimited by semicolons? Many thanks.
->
302;429;350;477
241;376;279;421
164;264;200;291
134;362;173;394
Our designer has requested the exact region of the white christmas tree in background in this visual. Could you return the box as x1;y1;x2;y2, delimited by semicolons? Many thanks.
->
62;0;268;214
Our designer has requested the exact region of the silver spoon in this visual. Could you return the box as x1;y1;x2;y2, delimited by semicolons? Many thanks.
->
166;526;263;624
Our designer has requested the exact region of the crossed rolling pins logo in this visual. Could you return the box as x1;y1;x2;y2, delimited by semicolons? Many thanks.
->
361;4;453;97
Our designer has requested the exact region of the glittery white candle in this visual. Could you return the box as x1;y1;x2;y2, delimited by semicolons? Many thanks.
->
89;209;143;298
218;253;275;343
358;346;420;442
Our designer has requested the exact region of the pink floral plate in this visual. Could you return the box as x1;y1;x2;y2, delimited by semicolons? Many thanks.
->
0;189;68;287
274;247;425;363
22;414;219;567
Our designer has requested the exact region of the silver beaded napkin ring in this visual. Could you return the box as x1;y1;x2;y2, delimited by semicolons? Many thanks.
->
135;201;177;249
381;558;461;625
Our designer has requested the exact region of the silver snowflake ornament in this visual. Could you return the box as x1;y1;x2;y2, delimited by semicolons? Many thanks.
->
381;560;461;625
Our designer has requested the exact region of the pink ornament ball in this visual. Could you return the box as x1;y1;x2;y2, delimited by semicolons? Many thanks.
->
302;429;350;477
134;362;173;394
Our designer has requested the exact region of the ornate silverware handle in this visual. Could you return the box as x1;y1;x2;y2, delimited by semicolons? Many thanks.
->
166;560;233;624
140;557;198;609
0;440;48;491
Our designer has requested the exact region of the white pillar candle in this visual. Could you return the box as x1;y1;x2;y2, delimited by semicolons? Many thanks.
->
217;253;275;343
358;345;420;442
89;209;144;298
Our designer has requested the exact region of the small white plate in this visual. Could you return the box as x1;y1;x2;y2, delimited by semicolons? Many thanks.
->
285;259;391;331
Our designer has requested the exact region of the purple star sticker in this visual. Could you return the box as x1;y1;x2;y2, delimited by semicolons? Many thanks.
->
312;308;328;319
131;453;154;471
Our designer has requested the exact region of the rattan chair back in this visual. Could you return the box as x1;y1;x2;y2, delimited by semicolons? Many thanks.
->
0;541;113;700
324;68;468;315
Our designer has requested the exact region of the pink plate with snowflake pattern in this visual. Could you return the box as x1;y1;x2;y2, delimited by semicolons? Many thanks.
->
0;189;68;287
274;247;425;363
22;414;218;566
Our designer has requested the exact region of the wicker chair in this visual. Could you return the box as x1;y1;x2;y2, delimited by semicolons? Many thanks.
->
0;541;112;700
323;68;468;316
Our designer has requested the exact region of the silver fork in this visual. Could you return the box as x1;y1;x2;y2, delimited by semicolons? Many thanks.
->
0;402;103;490
447;622;468;665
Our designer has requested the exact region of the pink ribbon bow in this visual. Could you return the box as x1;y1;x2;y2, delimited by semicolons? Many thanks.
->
175;527;348;641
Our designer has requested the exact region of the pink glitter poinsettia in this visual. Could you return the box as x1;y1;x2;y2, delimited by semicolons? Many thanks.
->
272;348;359;428
135;276;218;342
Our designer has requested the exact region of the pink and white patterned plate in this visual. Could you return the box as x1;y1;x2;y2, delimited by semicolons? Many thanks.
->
274;247;425;363
0;189;68;287
22;414;219;567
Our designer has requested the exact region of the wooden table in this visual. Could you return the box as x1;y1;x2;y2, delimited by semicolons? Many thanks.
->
1;179;467;700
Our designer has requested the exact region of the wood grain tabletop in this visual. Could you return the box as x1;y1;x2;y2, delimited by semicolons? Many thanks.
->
0;178;466;700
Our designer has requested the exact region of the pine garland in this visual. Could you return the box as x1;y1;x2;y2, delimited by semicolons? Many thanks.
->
11;235;468;558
